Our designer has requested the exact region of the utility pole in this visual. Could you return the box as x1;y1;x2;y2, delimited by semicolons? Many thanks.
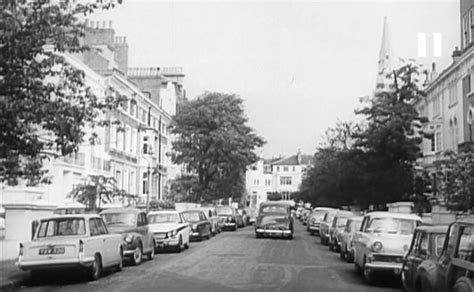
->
158;115;162;201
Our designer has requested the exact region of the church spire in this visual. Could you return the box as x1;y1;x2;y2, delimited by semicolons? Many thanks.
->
375;17;395;93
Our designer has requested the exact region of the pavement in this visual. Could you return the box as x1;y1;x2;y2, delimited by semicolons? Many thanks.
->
6;222;401;292
0;259;29;292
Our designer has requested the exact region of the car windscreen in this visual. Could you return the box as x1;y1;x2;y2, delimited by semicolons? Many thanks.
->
216;208;233;215
367;217;418;235
313;211;326;220
336;217;348;228
101;213;136;227
149;213;180;224
261;205;287;214
37;218;86;237
182;212;200;222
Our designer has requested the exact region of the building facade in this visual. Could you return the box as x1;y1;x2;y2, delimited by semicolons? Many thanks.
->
245;151;312;208
415;0;474;171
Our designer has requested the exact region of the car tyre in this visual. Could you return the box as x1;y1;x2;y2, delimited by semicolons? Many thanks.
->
175;235;183;253
340;250;346;260
453;277;473;292
147;241;155;260
89;254;101;281
256;232;262;239
131;243;143;266
363;258;374;285
115;248;123;272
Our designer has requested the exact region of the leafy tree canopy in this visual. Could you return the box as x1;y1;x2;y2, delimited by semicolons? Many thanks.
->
1;0;123;186
170;92;265;202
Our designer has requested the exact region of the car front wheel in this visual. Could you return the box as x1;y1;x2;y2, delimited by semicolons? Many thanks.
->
131;244;143;266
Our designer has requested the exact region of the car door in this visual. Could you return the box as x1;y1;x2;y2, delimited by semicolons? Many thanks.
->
199;212;209;236
403;230;421;290
96;217;118;267
88;218;104;264
437;223;458;292
137;212;152;252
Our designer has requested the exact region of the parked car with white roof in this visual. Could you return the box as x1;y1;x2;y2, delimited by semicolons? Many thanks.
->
17;214;123;281
352;211;422;284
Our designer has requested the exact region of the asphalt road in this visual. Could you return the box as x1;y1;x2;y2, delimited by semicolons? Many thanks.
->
16;222;401;292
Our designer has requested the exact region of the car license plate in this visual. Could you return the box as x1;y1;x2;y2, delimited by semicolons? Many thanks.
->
39;247;65;255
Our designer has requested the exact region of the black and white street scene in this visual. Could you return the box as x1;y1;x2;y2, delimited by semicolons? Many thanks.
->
1;0;474;291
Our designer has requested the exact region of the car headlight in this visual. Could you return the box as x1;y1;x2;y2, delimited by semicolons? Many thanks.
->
310;218;316;224
227;216;233;221
192;224;197;230
167;230;178;238
124;234;134;243
372;241;383;252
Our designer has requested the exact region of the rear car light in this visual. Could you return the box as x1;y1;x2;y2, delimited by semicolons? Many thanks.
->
79;239;84;259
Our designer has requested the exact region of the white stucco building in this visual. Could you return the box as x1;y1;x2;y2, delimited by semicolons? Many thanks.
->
245;151;312;208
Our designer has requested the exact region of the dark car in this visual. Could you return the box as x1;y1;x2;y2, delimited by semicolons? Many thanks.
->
100;208;155;266
401;225;448;292
181;210;212;241
216;206;241;231
255;202;294;239
415;216;474;292
328;211;356;252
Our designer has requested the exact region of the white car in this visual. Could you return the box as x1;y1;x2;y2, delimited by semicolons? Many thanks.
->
148;211;191;252
352;212;422;284
17;214;123;281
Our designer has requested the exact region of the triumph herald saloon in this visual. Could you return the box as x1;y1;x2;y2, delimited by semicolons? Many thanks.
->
339;216;363;263
148;211;191;252
181;210;212;241
100;208;155;266
216;206;240;231
353;212;422;284
401;225;448;292
414;216;474;292
17;214;123;281
255;202;294;239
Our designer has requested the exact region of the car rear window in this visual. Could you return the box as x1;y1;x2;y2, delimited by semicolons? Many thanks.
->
261;206;287;214
101;213;137;227
456;226;474;262
37;218;86;237
149;213;180;224
182;212;201;222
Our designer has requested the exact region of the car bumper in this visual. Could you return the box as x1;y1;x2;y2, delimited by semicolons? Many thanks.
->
154;237;180;248
249;219;256;224
17;257;95;271
364;261;403;275
223;223;236;229
190;232;202;240
256;228;292;237
308;225;320;232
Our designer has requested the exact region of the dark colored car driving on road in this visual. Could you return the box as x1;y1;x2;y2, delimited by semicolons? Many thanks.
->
255;202;294;239
216;206;240;231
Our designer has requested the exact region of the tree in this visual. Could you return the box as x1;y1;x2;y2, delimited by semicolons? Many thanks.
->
434;150;474;211
68;175;124;210
300;62;428;209
267;192;282;201
170;92;265;202
167;175;199;202
1;0;123;186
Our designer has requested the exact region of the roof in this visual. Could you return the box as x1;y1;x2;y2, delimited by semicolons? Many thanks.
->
334;211;358;218
47;214;100;220
260;201;292;207
181;209;203;213
148;210;180;215
456;215;474;225
416;225;449;234
313;207;337;212
348;216;364;222
365;211;422;220
272;154;312;166
100;207;142;214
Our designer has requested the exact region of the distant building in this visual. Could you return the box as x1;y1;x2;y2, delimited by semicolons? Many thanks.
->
375;17;396;94
245;150;312;208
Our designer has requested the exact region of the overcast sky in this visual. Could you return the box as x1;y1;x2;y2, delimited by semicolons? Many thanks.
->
91;0;459;158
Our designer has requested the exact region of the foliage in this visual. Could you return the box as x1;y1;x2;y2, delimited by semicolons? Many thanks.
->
300;62;427;208
434;150;474;211
149;199;175;211
170;92;265;202
0;0;123;186
167;175;199;202
68;175;132;210
267;192;282;201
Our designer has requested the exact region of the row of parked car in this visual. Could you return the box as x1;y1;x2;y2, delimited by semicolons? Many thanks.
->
296;207;474;292
16;205;255;282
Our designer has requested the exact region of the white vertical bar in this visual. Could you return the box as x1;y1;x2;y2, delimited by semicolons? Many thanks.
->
418;33;427;57
433;33;442;57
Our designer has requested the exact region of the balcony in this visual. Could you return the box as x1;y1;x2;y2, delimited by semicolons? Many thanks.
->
61;152;85;167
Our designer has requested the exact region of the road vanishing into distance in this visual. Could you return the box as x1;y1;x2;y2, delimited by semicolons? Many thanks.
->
16;222;401;292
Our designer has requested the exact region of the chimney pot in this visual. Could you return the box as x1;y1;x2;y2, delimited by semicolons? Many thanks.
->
452;46;462;62
432;62;436;72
